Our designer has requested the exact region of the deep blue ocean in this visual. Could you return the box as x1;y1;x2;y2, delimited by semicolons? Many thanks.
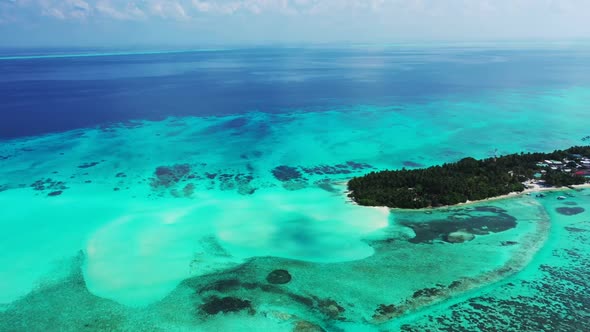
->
2;44;590;139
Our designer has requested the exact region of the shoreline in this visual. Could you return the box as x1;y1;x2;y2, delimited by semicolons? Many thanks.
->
447;182;590;208
344;181;590;211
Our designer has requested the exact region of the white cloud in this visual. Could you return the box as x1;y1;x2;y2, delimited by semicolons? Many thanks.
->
4;0;589;21
148;1;190;20
1;0;590;43
36;0;92;20
94;1;146;20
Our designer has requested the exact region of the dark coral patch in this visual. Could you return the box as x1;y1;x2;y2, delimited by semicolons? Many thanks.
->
272;166;302;181
78;161;100;169
300;161;373;176
47;190;63;197
374;304;397;317
156;164;190;178
412;287;443;299
115;172;126;178
556;207;585;216
266;269;292;285
301;165;351;176
346;161;373;170
200;296;253;315
565;227;588;233
214;173;256;195
448;281;462;289
31;178;68;193
31;180;46;191
183;183;195;197
316;298;345;320
218;174;235;191
196;276;315;310
151;164;191;189
372;304;404;321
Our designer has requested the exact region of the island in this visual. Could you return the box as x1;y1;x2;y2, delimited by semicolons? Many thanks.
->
347;146;590;209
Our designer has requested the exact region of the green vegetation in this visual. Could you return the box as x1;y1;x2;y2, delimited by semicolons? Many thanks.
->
348;146;590;209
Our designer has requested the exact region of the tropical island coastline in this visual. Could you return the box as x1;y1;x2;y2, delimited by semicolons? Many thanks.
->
347;146;590;209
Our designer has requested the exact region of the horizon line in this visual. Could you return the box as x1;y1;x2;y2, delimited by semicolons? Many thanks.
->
2;40;590;61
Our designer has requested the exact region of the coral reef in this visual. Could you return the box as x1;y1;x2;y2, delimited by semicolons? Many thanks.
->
200;296;254;315
556;207;585;216
266;270;292;285
31;178;68;196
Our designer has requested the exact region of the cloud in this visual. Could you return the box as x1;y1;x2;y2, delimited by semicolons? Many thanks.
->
190;0;300;15
2;0;590;22
94;1;146;20
0;0;395;21
1;0;590;45
1;0;196;21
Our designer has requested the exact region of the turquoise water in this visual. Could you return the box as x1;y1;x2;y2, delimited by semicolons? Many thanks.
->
1;47;590;331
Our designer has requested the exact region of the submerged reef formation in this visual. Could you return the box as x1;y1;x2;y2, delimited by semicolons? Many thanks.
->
300;161;373;176
151;164;192;189
398;206;517;244
200;296;254;315
556;206;585;215
148;164;258;197
349;146;590;208
272;166;303;182
77;161;102;169
266;270;292;285
31;178;68;196
271;166;308;191
149;164;198;197
271;161;374;191
400;221;590;331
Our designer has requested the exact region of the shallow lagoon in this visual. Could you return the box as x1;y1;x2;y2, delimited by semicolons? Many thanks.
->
1;46;590;331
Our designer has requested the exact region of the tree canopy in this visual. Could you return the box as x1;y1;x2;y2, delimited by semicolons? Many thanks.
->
348;146;590;209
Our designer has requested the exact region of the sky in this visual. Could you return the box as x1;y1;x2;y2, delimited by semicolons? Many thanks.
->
1;0;590;47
